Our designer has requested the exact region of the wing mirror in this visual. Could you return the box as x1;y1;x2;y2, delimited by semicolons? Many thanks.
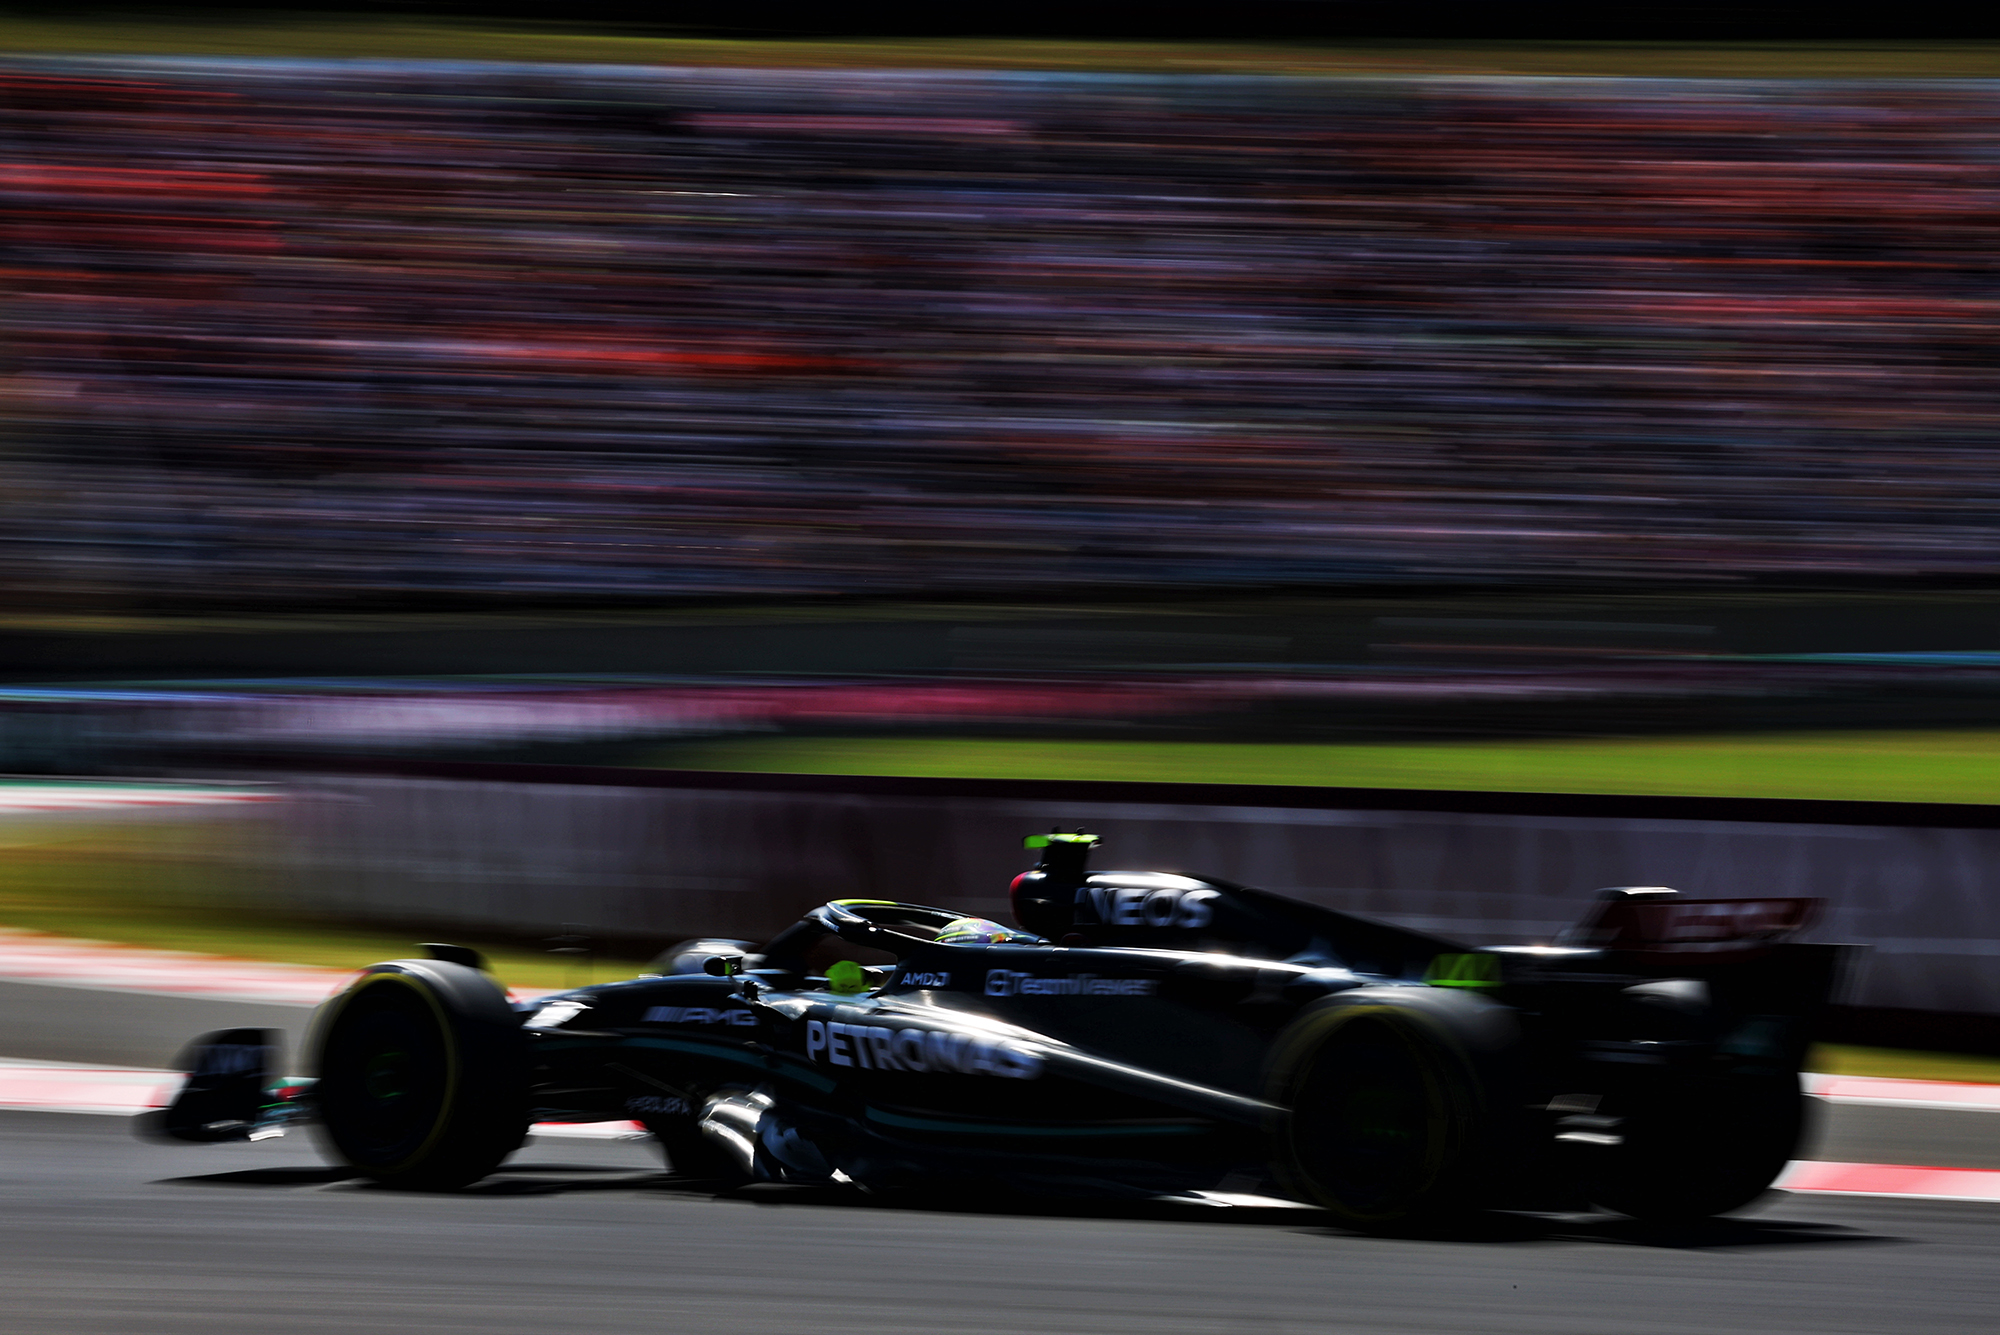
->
702;952;770;1002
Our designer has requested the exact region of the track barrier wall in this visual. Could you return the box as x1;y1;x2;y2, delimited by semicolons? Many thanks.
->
244;763;2000;1023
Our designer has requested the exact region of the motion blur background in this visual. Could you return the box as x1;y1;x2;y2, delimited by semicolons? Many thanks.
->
8;59;2000;606
8;9;2000;1049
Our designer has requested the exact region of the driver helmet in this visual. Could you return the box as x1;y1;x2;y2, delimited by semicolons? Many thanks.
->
934;917;1041;945
824;959;871;995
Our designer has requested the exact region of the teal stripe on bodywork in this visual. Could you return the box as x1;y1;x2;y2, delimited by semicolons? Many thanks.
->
535;1036;1213;1136
863;1107;1209;1138
615;1035;841;1093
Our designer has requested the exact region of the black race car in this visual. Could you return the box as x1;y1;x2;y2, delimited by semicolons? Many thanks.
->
153;831;1845;1231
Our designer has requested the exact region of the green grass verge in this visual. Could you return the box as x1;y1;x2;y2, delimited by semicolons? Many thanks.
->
0;821;643;990
1807;1044;2000;1084
643;731;2000;805
6;19;2000;76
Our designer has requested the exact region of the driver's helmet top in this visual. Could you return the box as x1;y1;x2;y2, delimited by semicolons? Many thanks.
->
934;916;1041;945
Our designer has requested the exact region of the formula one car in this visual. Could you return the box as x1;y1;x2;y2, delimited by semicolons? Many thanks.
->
151;831;1845;1230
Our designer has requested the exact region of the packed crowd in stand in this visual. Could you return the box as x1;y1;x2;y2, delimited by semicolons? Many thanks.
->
5;61;1999;607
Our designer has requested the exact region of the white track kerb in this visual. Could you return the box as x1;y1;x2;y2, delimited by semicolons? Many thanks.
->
0;782;280;814
0;928;580;1133
0;929;564;1007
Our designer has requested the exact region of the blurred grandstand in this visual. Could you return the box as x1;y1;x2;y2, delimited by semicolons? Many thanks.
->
5;60;2000;613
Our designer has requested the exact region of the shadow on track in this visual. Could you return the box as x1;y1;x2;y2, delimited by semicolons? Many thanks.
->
154;1160;1902;1250
159;1166;360;1187
1292;1210;1902;1252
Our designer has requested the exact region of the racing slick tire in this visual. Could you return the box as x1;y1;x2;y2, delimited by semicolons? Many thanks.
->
1267;987;1521;1232
311;960;527;1190
1587;1067;1806;1222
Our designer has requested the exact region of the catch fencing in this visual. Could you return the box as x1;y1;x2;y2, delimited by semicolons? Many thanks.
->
245;763;2000;1022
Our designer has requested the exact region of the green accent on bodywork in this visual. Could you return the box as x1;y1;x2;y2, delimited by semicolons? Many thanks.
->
1425;952;1504;989
825;959;869;996
259;1074;318;1114
1024;833;1101;849
829;899;898;907
864;1107;1209;1138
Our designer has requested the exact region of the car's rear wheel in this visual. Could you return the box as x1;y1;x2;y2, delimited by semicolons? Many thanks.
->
1269;988;1519;1231
313;961;526;1189
1588;1068;1805;1221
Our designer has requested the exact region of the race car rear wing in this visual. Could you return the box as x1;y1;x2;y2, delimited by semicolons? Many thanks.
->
1556;887;1822;961
1489;887;1852;1038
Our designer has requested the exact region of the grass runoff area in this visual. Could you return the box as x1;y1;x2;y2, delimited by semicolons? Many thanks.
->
645;730;2000;806
4;17;2000;75
0;819;645;990
0;816;1992;1079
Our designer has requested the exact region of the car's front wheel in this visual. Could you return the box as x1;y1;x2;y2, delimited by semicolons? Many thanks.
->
313;961;526;1189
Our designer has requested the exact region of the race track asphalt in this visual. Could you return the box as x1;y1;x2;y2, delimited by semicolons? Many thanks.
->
6;979;2000;1335
0;977;313;1068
